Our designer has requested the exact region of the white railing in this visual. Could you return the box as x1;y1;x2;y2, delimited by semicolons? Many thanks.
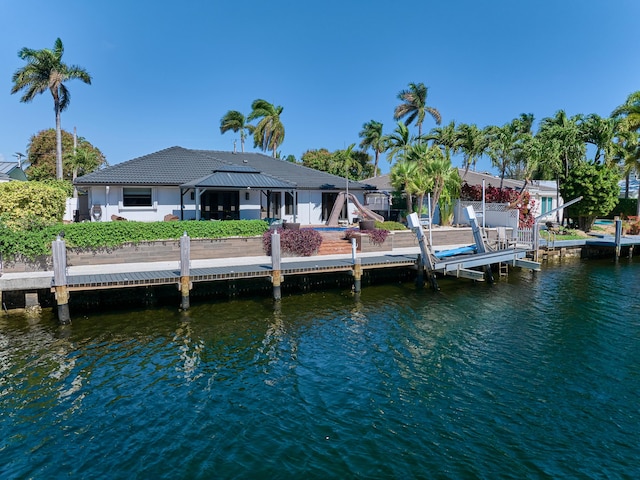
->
517;227;534;249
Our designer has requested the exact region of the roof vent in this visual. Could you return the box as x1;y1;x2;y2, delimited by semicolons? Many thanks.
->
243;159;248;163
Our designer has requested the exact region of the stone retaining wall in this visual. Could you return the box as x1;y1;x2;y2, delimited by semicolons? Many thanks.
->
1;237;266;273
0;228;487;273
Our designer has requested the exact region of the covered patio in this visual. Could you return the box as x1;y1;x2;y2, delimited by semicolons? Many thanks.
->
179;165;298;221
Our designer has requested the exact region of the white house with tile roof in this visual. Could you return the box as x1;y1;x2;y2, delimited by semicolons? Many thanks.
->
74;147;377;225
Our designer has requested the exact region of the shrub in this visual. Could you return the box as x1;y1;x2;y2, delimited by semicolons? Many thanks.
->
343;227;389;246
0;181;67;228
262;228;323;256
628;220;640;235
376;220;406;231
368;228;389;246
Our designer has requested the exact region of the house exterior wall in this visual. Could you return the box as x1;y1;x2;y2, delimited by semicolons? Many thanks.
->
454;201;520;231
82;185;367;224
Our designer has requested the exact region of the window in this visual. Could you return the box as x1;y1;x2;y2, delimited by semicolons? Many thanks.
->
123;187;152;207
285;192;294;215
541;197;553;215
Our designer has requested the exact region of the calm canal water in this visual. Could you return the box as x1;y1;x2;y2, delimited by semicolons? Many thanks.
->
2;258;640;479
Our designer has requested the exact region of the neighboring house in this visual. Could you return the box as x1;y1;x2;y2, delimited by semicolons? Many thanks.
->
362;169;561;225
0;162;28;182
74;146;376;225
457;170;561;223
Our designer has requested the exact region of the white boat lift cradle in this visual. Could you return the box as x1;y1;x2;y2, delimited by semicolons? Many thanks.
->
407;206;540;289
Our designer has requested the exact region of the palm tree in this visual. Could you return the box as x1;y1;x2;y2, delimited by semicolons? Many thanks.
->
393;82;441;137
334;143;361;181
382;121;415;164
537;111;586;223
426;120;460;161
247;99;285;157
405;143;434;216
220;110;253;152
538;110;585;180
359;120;385;177
612;91;640;132
390;158;419;214
612;129;640;200
421;147;459;219
485;121;521;189
612;91;640;210
580;114;620;165
456;123;487;173
11;38;92;180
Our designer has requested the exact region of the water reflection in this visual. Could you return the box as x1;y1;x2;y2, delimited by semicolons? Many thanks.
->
2;259;640;478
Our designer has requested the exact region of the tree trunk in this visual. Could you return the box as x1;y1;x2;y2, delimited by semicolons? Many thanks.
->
405;190;413;214
373;151;379;177
55;103;63;180
625;172;630;199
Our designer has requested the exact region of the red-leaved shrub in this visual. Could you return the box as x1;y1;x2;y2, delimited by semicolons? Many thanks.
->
262;228;323;256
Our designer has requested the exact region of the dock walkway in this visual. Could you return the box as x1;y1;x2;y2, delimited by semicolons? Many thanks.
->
0;248;425;293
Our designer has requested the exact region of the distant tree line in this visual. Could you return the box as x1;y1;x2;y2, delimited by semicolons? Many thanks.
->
10;38;640;230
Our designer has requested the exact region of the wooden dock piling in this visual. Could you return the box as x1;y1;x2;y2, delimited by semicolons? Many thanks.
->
52;236;71;324
615;218;622;261
353;258;362;293
271;232;282;301
180;232;191;310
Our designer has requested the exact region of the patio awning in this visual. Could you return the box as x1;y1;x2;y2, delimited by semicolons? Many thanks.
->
181;166;296;189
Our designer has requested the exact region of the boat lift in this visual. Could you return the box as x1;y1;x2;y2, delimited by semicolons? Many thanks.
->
407;207;541;290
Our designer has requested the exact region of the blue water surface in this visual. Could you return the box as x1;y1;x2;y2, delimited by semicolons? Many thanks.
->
1;258;639;479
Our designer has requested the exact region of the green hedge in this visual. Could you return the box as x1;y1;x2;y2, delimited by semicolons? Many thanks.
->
0;220;269;260
375;221;407;231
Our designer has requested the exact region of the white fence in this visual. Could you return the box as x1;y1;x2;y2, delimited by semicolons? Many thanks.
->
454;201;519;232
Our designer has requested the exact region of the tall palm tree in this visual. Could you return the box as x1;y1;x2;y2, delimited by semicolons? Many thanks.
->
393;82;441;137
359;120;385;177
220;110;253;152
247;99;285;157
11;38;92;180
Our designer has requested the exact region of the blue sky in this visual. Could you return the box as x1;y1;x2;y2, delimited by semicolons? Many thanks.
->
1;0;639;176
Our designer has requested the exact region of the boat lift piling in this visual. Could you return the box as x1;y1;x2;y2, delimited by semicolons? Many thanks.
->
464;205;494;283
407;212;439;290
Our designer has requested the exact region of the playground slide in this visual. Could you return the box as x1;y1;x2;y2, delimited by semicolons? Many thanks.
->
326;192;385;226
